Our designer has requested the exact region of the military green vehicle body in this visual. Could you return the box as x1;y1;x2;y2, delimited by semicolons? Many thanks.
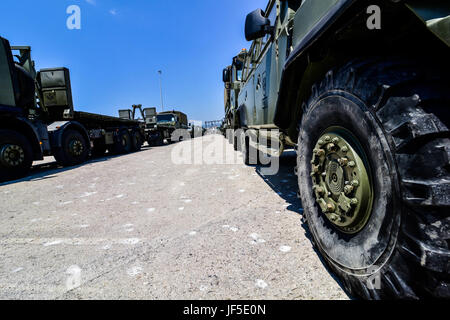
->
147;110;188;145
0;37;143;181
230;0;450;299
235;0;450;145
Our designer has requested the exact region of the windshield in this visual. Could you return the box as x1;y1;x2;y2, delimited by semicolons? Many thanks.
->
157;114;176;123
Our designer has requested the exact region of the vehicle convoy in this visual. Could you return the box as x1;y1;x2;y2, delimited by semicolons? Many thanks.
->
224;0;450;299
118;104;158;144
119;105;188;146
223;49;246;144
0;37;144;182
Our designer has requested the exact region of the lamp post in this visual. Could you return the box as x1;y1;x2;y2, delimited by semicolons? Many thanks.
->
158;70;164;112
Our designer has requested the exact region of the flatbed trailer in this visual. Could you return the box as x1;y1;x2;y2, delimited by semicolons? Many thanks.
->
0;37;144;182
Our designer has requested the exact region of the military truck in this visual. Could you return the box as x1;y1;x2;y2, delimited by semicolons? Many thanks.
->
0;37;144;182
227;0;450;299
118;104;158;145
147;110;188;146
223;49;246;145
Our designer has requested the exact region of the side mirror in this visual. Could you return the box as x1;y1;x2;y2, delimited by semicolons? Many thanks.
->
223;68;230;83
245;9;271;41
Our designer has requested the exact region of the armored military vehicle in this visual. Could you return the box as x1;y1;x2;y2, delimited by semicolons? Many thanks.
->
226;0;450;299
0;37;144;182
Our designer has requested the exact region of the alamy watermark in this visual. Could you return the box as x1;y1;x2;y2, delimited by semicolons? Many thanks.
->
66;5;81;30
366;265;381;290
170;129;280;176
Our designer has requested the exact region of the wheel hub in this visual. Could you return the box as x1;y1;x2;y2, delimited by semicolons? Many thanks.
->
69;140;83;156
0;144;25;167
310;130;373;234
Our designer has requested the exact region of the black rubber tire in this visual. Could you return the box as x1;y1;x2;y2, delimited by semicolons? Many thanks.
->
297;57;450;299
112;129;132;154
150;132;164;147
54;129;89;167
233;131;239;151
240;130;259;165
0;129;33;181
131;131;142;152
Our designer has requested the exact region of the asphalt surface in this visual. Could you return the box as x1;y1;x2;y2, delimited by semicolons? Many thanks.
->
0;135;349;300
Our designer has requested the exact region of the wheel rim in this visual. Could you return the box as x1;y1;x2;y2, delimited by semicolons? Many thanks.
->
69;139;84;157
310;127;374;234
0;144;25;167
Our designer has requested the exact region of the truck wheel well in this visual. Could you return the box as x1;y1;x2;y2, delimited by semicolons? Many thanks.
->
0;117;42;160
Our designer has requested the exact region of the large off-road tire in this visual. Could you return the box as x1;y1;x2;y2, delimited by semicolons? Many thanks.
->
54;129;89;167
149;132;164;147
111;129;132;154
240;130;259;165
297;58;450;299
0;129;33;181
130;130;143;152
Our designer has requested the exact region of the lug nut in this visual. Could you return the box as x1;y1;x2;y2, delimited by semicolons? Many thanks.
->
324;136;331;142
349;161;356;167
327;143;336;152
316;187;324;195
332;137;339;144
312;165;320;173
351;180;359;187
344;185;354;195
317;149;325;157
338;158;348;166
341;146;349;153
327;203;335;212
321;172;327;177
351;198;358;206
318;140;324;146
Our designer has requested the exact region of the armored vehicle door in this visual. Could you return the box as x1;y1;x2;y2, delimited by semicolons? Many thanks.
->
253;1;279;126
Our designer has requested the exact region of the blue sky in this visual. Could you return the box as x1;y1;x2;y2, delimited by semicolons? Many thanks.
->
0;0;267;122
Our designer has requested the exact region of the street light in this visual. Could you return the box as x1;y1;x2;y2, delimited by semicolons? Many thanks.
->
158;70;164;112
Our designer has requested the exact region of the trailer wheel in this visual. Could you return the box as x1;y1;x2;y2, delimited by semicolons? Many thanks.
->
0;129;33;181
112;130;132;154
131;131;142;152
297;58;450;299
54;129;89;167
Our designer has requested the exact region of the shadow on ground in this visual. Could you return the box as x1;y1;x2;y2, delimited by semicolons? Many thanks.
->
252;149;353;299
0;144;158;187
